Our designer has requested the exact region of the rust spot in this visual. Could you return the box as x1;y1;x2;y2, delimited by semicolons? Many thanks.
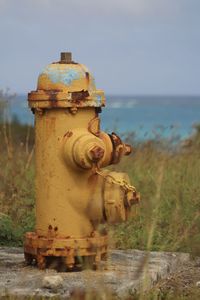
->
58;60;78;65
90;232;95;238
85;72;89;85
109;132;131;164
71;90;89;103
89;146;104;161
64;131;73;138
88;116;100;136
69;107;78;114
54;226;58;231
42;90;61;107
51;100;58;107
95;107;102;114
87;172;98;186
35;108;44;115
110;132;122;146
48;225;53;230
80;158;86;167
124;143;132;155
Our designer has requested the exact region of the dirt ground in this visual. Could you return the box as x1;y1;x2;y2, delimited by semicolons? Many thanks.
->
147;257;200;300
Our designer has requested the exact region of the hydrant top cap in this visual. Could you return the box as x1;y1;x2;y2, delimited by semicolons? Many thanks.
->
28;52;106;108
37;53;96;93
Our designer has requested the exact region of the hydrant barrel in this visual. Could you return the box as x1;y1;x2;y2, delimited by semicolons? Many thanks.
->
24;52;140;270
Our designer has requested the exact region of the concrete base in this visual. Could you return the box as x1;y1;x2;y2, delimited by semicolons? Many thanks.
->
0;247;190;299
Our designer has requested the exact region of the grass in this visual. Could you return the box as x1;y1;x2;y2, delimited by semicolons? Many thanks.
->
0;91;35;245
111;130;200;255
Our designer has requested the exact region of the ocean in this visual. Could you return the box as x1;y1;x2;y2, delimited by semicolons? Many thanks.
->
10;95;200;140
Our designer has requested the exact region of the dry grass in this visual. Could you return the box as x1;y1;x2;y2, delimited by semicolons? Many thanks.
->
111;130;200;256
0;91;35;244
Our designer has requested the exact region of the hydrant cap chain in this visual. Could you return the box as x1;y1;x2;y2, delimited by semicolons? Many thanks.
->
28;52;105;109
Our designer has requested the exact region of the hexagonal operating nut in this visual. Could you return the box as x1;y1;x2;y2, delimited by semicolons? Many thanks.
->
88;145;105;162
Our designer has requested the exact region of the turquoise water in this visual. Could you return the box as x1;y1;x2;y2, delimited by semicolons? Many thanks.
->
10;95;200;140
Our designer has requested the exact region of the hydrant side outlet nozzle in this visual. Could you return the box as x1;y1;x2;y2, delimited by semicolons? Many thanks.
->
24;52;140;271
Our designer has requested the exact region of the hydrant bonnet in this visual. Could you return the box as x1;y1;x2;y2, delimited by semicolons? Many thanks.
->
29;52;105;109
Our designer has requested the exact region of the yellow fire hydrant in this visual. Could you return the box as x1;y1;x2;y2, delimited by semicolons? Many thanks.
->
24;52;140;270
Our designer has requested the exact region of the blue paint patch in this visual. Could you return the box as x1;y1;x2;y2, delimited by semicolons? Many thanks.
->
42;65;84;86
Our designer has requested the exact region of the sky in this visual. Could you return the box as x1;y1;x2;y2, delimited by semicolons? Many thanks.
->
0;0;200;95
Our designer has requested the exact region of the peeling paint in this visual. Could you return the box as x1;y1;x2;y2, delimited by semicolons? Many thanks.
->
42;65;85;86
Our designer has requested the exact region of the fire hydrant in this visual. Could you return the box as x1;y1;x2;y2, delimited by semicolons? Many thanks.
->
24;52;140;270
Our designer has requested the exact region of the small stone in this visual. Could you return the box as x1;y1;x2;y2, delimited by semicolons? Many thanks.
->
42;275;63;291
196;281;200;287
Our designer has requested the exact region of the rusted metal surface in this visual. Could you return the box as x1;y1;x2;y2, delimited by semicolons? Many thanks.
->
88;116;101;136
28;90;105;109
109;132;132;164
24;232;108;270
28;53;105;109
71;90;89;102
95;170;140;224
89;145;105;162
63;131;73;138
24;52;140;271
124;143;132;155
126;190;140;206
60;52;72;63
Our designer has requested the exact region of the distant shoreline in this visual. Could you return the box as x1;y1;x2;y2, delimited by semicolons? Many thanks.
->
5;95;200;140
15;94;200;106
